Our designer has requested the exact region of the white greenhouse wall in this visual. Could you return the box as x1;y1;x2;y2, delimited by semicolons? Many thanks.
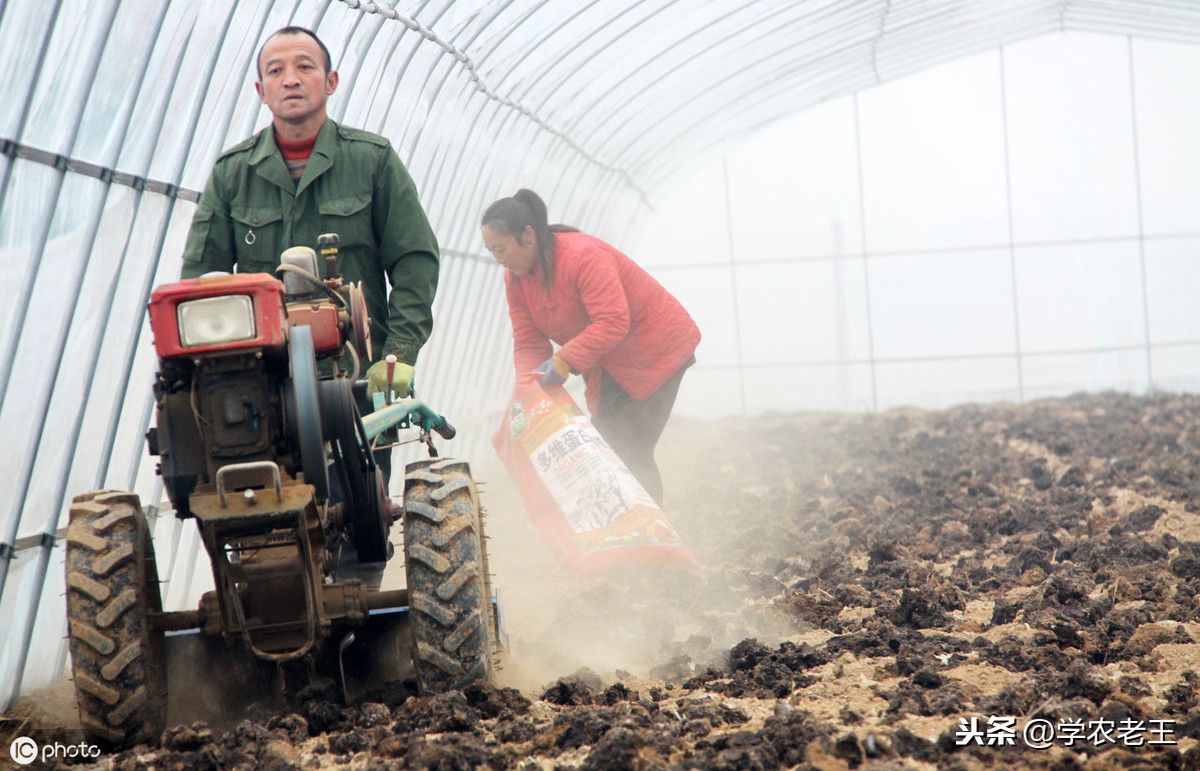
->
631;32;1200;418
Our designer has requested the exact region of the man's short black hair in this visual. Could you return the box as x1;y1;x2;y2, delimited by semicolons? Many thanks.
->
256;26;332;80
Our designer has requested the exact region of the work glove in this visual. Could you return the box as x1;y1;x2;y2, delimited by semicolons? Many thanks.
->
366;359;414;399
534;355;571;388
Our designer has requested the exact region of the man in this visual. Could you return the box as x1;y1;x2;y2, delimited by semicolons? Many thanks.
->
181;26;437;402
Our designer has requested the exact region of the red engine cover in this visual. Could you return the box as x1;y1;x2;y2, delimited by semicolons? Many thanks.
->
286;302;344;356
148;273;288;359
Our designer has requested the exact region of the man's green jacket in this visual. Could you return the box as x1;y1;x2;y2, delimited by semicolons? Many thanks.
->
180;119;439;366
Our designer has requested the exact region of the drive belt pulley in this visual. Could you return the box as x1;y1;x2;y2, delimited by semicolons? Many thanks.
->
320;378;390;562
283;325;329;502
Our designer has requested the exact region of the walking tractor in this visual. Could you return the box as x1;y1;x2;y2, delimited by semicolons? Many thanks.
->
64;238;501;749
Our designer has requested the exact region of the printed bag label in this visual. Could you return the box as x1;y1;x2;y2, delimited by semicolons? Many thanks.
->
506;388;688;553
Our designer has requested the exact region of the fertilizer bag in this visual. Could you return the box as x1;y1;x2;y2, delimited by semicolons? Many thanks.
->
493;383;700;573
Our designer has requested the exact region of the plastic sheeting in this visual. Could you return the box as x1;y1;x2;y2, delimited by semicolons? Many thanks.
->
1;0;1198;707
632;31;1200;416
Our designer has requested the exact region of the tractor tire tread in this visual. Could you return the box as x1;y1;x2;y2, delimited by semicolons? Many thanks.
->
65;495;166;751
92;542;134;576
93;492;142;509
68;571;112;603
403;459;495;694
430;478;472;502
101;640;143;681
70;500;109;517
443;609;483;652
406;500;444;524
75;671;120;705
417;644;464;676
433;514;473;547
410;593;457;626
72;490;115;505
407;543;451;573
92;509;136;533
436;563;476;601
70;620;115;655
80;716;124;743
67;529;107;552
95;588;137;629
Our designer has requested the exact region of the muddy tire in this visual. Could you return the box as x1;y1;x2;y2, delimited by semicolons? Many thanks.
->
402;459;496;692
65;491;166;749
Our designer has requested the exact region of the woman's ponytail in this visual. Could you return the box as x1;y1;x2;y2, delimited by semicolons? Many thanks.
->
512;189;555;285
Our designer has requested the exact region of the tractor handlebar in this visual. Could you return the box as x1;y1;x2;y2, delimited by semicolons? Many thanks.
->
359;396;457;445
432;416;456;440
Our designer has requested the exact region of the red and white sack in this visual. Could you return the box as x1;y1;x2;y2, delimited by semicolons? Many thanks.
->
493;383;700;573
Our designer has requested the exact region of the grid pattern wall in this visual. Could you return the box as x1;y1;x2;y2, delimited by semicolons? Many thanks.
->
636;32;1200;418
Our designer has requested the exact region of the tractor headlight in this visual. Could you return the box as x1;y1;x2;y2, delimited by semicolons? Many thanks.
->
177;295;256;347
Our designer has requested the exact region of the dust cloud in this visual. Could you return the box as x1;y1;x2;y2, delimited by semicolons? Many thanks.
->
476;414;796;696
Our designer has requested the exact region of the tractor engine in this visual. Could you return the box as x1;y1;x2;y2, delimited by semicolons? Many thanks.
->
141;246;389;658
145;246;374;519
146;272;295;517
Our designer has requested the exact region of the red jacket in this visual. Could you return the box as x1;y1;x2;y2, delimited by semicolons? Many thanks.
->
506;232;701;413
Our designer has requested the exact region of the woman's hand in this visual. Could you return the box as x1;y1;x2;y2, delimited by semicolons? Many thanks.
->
534;355;571;387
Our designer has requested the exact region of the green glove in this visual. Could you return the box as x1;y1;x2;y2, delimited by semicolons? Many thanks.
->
366;359;414;398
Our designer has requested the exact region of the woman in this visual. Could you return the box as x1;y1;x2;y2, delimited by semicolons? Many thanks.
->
481;189;701;506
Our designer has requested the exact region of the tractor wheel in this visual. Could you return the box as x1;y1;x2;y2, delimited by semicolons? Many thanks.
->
65;491;166;749
402;459;496;692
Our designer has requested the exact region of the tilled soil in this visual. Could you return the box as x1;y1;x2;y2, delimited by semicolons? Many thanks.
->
9;390;1200;770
